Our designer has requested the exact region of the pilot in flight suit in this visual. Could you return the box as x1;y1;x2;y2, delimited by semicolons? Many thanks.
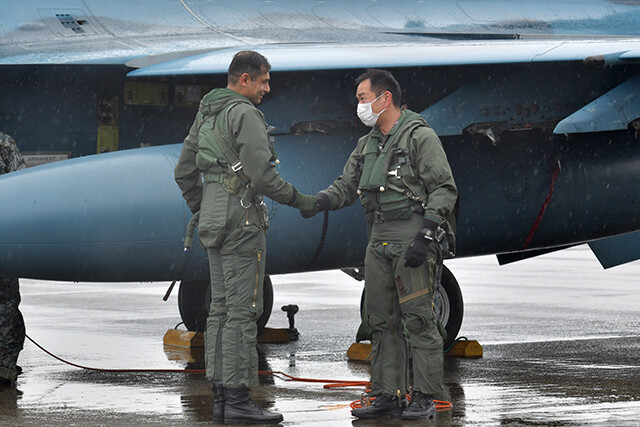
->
174;51;316;425
299;69;458;421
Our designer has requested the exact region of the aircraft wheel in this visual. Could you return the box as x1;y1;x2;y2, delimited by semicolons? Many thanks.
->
178;279;209;331
178;276;274;334
257;276;273;333
435;265;464;349
357;264;464;350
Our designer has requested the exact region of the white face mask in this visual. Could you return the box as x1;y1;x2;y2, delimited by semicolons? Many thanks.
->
357;93;386;127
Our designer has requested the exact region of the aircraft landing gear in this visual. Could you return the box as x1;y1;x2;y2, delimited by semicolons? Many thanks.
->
435;265;464;349
177;276;274;334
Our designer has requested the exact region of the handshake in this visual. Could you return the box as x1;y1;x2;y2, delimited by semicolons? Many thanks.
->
292;191;331;218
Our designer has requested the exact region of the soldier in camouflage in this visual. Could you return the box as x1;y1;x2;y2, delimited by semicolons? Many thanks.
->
0;131;26;387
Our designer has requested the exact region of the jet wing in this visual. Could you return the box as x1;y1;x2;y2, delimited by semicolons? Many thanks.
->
127;39;640;77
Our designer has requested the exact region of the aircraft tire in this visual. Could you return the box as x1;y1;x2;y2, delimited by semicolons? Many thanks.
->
437;265;464;350
256;276;274;333
178;276;274;334
178;279;209;332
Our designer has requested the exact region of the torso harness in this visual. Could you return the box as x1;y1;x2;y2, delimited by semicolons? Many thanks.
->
357;118;430;224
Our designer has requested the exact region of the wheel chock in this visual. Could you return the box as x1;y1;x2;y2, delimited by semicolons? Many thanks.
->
347;339;483;362
258;328;291;344
163;329;204;348
446;339;483;357
347;342;372;362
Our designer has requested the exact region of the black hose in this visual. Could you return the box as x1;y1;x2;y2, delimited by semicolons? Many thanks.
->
306;209;329;269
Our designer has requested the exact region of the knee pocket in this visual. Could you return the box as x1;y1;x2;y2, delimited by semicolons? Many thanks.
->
369;313;403;336
404;312;430;334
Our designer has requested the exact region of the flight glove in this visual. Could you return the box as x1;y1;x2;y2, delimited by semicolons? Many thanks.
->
404;218;439;268
292;192;320;218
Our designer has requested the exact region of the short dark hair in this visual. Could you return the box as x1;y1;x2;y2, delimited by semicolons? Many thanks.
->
228;51;271;85
355;69;402;108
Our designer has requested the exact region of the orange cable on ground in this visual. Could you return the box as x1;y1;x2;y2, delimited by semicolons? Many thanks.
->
350;394;453;412
26;333;452;412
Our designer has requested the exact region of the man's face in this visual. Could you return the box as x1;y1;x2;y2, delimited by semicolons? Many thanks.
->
355;79;386;114
243;71;271;105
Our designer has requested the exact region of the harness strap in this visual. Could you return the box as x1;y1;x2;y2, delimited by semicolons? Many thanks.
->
212;103;252;189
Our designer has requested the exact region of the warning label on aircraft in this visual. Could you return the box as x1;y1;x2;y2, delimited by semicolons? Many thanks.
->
22;152;70;168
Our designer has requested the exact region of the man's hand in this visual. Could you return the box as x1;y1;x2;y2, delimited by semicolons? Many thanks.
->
404;219;439;268
293;193;320;218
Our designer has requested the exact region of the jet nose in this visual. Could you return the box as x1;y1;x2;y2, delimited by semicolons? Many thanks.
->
0;145;192;281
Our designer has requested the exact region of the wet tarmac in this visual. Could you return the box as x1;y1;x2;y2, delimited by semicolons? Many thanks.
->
2;245;639;426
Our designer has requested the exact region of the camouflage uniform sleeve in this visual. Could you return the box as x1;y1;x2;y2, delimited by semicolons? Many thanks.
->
410;126;458;225
0;132;26;175
229;104;297;206
317;135;368;210
174;110;204;214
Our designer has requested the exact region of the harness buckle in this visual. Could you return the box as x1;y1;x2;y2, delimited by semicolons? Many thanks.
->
240;197;252;209
231;161;243;172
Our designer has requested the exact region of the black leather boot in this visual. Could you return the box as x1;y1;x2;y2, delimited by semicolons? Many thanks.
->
351;394;407;419
224;387;283;425
210;381;225;423
401;391;436;420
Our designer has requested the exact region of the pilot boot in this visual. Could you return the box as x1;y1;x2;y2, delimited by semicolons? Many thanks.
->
351;394;407;419
210;381;225;423
223;387;283;425
401;391;436;420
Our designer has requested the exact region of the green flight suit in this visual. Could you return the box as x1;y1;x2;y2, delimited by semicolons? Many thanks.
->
175;88;299;388
318;110;458;397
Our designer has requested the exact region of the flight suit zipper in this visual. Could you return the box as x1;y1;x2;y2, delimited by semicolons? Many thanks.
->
253;251;262;309
386;243;402;404
390;299;402;405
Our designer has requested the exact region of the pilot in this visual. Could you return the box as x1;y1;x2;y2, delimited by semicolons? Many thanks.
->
299;69;458;421
0;131;27;388
174;51;317;425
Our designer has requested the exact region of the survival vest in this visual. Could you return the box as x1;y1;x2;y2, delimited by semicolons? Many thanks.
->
357;114;458;252
194;98;274;230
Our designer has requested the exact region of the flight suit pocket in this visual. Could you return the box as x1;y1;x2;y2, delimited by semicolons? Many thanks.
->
199;183;229;230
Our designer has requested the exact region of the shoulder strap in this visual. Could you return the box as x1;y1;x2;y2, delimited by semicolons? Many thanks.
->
381;118;424;176
393;120;430;204
214;103;240;163
211;101;252;186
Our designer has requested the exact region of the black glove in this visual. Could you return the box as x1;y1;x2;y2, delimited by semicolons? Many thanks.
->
404;219;439;268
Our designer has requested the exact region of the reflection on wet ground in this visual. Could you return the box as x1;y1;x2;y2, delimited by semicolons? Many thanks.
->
1;246;639;425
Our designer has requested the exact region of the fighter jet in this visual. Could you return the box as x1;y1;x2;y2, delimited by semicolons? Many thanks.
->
1;0;640;347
